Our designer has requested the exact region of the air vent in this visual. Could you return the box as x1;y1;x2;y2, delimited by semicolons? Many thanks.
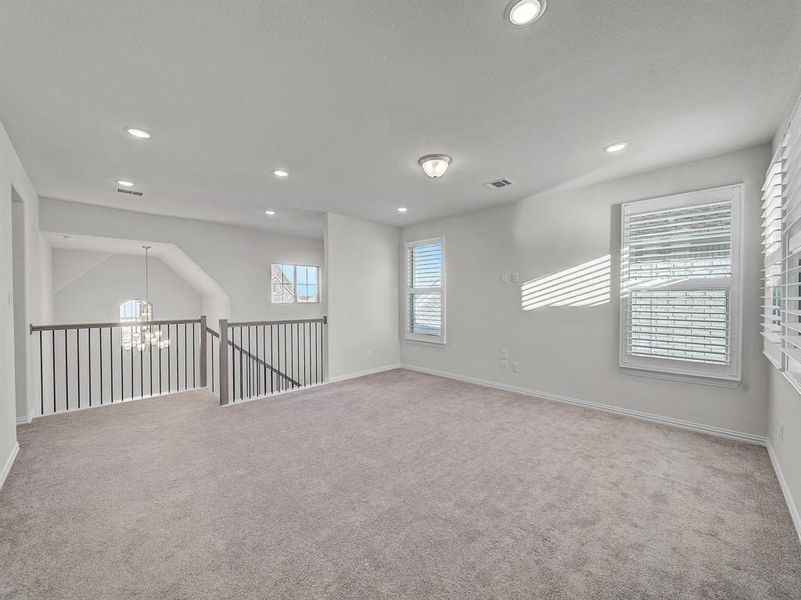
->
116;188;143;196
483;178;514;190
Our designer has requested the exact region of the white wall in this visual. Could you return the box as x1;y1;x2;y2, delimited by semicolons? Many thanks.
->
53;250;201;323
0;120;50;486
40;198;323;327
401;145;769;439
325;213;400;379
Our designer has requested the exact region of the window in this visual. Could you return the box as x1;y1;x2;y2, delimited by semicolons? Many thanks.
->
619;185;742;381
120;299;152;350
405;238;445;343
761;145;785;370
271;264;319;304
764;96;801;390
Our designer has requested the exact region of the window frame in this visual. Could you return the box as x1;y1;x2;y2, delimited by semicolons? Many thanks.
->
618;184;743;383
404;237;446;344
270;264;320;305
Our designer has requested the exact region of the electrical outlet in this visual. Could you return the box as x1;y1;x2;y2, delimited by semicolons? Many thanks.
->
779;422;784;443
501;360;508;371
500;349;508;360
511;272;519;284
511;361;519;373
500;273;509;283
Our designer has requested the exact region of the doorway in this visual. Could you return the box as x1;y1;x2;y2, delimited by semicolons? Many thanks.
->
11;188;27;422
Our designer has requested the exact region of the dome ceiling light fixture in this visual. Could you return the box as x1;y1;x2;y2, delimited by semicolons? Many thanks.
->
418;154;452;179
505;0;546;26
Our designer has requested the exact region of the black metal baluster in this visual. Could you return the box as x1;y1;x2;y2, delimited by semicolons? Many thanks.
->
239;327;244;400
210;334;215;393
247;326;251;398
89;328;93;407
255;325;260;396
76;328;81;408
52;330;56;413
270;325;274;394
106;327;111;404
303;322;307;386
283;323;288;391
167;325;171;393
130;332;134;400
150;328;153;396
230;331;235;401
38;331;44;415
65;330;69;411
313;320;317;385
139;335;144;399
192;322;196;388
184;323;188;390
120;338;124;402
159;325;163;395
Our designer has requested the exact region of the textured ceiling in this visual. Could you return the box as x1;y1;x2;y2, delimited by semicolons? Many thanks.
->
1;0;800;239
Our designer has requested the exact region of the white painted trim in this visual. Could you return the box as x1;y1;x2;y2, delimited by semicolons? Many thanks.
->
400;364;767;446
15;414;32;425
0;443;20;490
327;363;401;383
767;439;801;545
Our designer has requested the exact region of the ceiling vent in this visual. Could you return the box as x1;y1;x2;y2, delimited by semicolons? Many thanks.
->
116;187;143;196
483;178;514;190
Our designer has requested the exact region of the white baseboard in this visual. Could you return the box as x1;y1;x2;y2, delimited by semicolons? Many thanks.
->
400;364;767;446
767;440;801;545
0;443;20;490
327;363;401;383
16;414;32;425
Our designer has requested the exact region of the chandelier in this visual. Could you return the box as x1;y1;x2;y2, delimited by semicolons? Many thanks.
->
123;246;170;352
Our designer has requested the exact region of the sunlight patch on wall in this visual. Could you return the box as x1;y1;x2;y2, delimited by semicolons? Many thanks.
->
521;255;610;310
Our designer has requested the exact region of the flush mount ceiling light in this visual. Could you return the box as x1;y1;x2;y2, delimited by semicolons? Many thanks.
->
604;141;629;154
125;127;153;139
397;207;408;213
116;179;135;188
264;210;276;216
418;154;452;179
505;0;546;26
272;169;289;178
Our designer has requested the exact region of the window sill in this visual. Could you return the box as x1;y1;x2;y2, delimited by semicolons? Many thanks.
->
404;335;446;346
620;366;741;389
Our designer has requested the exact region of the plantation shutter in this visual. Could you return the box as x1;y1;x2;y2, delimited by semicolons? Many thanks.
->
762;144;785;368
781;101;801;382
406;239;445;342
620;186;742;380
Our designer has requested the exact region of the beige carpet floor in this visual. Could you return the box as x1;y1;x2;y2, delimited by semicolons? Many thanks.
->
1;369;799;599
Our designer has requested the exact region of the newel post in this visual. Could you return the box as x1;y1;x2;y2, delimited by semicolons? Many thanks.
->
218;319;229;405
199;315;207;388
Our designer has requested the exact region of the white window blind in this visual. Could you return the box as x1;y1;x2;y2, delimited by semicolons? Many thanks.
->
779;99;801;386
620;186;742;381
762;144;785;369
405;238;445;343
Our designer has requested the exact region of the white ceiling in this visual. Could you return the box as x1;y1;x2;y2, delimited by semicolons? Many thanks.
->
2;1;800;239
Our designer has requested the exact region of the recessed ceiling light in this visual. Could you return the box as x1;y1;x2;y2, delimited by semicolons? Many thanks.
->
505;0;546;26
116;180;135;188
125;127;153;139
418;154;452;179
397;207;408;213
272;169;289;178
265;210;276;216
604;141;629;154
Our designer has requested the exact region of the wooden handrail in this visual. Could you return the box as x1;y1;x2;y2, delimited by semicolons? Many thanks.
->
31;318;201;333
